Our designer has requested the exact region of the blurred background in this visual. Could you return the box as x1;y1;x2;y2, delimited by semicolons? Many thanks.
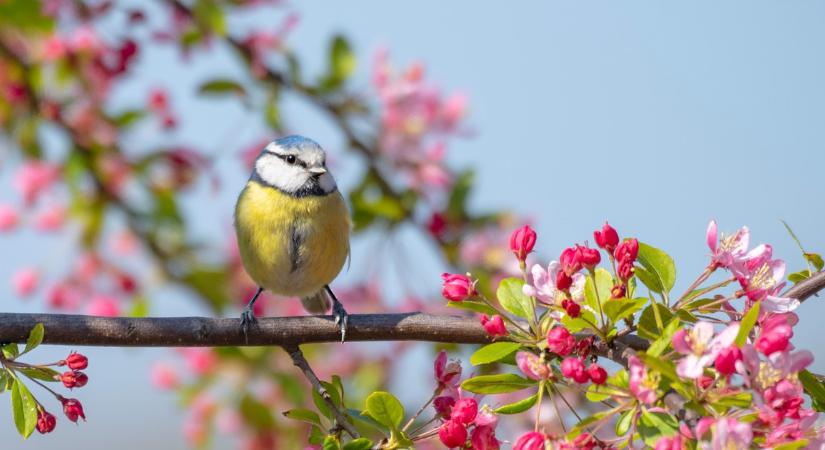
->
1;1;824;448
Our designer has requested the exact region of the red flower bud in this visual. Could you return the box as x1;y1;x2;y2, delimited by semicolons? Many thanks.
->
561;357;588;384
513;431;547;450
698;375;714;390
438;419;467;448
617;260;634;281
471;425;500;450
450;398;478;424
441;273;476;302
546;326;576;356
62;352;88;370
36;410;56;434
587;364;608;385
509;225;537;262
61;397;86;422
577;244;601;270
427;212;447;238
715;346;743;375
593;222;620;253
559;247;582;275
611;283;627;299
61;371;88;389
117;274;137;294
479;314;508;337
555;271;573;291
561;299;581;318
614;238;639;263
433;396;456;419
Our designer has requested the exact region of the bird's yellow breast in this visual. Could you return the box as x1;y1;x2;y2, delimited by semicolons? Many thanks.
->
234;181;350;297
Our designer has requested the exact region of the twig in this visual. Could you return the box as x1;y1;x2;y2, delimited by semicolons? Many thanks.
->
282;344;360;438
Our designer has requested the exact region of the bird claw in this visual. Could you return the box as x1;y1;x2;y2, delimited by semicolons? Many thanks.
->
332;299;349;343
240;309;257;343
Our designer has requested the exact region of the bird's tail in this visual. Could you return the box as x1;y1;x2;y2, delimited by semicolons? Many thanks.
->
300;290;332;315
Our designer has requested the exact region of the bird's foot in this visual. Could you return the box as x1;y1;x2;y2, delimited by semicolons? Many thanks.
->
332;299;349;343
240;308;257;343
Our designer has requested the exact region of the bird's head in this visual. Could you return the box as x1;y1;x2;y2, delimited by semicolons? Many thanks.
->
252;135;337;196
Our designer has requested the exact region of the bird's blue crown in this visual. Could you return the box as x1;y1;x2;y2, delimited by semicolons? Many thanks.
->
272;135;322;152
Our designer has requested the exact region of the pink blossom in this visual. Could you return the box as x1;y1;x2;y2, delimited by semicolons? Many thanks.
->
706;220;750;269
470;425;500;450
69;27;102;53
509;225;537;262
150;362;180;390
12;268;39;297
473;406;498;428
671;321;739;379
41;35;67;61
513;431;547;450
629;356;658;405
433;395;455;419
587;364;607;385
110;231;139;255
438;419;467;448
450;398;477;424
523;261;585;305
13;161;60;205
87;294;120;317
516;352;550;381
0;204;19;232
180;348;217;375
737;344;813;392
736;259;799;313
560;357;588;384
697;417;752;449
755;313;796;356
34;204;66;231
434;350;462;388
714;345;742;375
546;326;576;356
479;314;508;337
441;273;476;301
654;434;685;450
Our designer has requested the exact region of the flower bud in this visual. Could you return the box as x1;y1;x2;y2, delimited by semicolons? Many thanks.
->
479;314;508;337
559;247;582;275
587;364;607;385
61;397;86;422
61;371;89;389
611;283;627;299
577;245;601;270
561;357;588;384
715;346;743;375
471;426;500;450
62;352;88;370
614;238;639;263
434;350;462;387
513;431;547;450
555;271;573;291
594;222;620;253
438;419;467;448
617;260;634;281
561;299;581;318
441;273;476;302
517;352;551;381
36;410;56;434
509;225;537;262
450;398;478;424
546;326;576;356
433;396;456;419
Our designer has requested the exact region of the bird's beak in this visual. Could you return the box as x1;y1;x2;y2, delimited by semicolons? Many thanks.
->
308;167;327;176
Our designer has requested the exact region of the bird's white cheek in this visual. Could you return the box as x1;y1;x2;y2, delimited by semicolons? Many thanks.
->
319;173;337;192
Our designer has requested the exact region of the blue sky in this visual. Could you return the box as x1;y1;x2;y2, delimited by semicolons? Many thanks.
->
2;1;825;448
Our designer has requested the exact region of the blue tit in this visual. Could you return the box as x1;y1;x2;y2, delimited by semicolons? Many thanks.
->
234;135;351;341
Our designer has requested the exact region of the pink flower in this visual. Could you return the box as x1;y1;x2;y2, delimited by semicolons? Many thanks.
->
559;247;583;276
513;431;547;450
629;356;658;405
34;204;66;231
0;204;19;232
737;259;799;313
441;273;476;302
755;313;795;356
509;225;537;262
433;396;455;419
738;344;813;391
760;379;805;424
594;222;620;254
671;321;739;379
181;348;217;375
470;425;500;450
150;362;179;389
42;35;67;61
87;294;120;317
587;364;607;385
654;434;685;450
546;326;576;356
559;433;596;450
577;244;601;271
473;406;498;428
516;352;550;381
12;268;39;297
523;262;585;305
560;357;588;384
13;161;60;205
706;220;750;269
434;350;462;388
450;398;477;424
479;314;508;337
714;345;742;376
438;419;467;448
697;417;752;449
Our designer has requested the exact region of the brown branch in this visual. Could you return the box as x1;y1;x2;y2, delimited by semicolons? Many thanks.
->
786;270;825;303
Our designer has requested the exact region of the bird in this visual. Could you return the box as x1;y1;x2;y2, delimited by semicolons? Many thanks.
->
234;135;351;341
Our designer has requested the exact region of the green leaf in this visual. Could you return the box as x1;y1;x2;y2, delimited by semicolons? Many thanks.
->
470;342;521;366
2;343;19;359
446;170;475;217
634;266;663;293
11;380;38;438
343;438;374;450
494;393;538;414
364;391;404;430
198;79;247;98
647;318;682;357
637;242;677;293
323;435;342;450
239;394;275;431
561;310;597;333
616;409;634;436
283;408;323;427
788;269;812;284
637;304;675;341
111;110;146;128
446;300;498;317
19;367;59;382
496;277;533;320
712;392;752;409
736;302;760;347
313;389;332;419
461;373;535;394
774;440;810;450
319;35;356;91
805;253;824;271
22;323;43;355
604;298;648;324
584;268;613;317
638;410;678;445
799;370;825;412
192;0;226;35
